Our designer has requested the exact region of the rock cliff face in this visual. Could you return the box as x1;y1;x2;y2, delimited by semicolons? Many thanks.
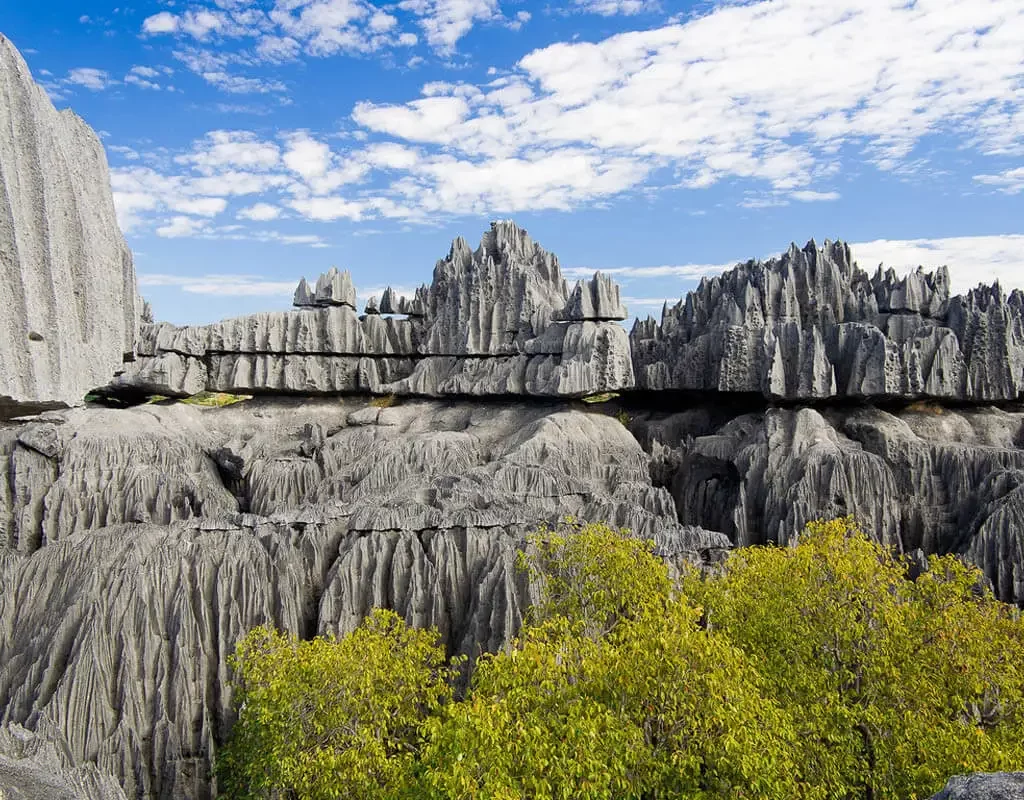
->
115;222;633;400
0;35;139;412
631;240;1024;401
0;398;724;797
631;402;1024;604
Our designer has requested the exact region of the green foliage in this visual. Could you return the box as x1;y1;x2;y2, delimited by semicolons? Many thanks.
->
369;393;399;408
219;517;1024;800
218;609;458;800
182;391;251;407
581;392;620;404
615;409;631;427
680;516;1024;799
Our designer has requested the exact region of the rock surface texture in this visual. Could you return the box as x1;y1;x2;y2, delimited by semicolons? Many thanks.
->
929;773;1024;800
630;402;1024;604
0;398;724;798
116;222;633;399
0;35;139;412
631;239;1024;401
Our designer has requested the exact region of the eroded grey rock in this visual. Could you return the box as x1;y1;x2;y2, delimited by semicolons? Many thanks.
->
0;35;140;409
632;402;1024;603
631;239;1024;401
0;722;127;800
0;398;723;798
115;222;633;398
930;773;1024;800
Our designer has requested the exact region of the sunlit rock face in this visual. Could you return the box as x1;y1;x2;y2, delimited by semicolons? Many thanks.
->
0;35;139;412
631;239;1024;402
116;221;633;400
0;398;724;798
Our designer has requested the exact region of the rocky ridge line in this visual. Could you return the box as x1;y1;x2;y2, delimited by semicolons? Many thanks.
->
631;239;1024;402
115;221;633;399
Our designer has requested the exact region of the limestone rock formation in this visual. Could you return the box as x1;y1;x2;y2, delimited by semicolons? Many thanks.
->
631;239;1024;401
115;222;634;399
630;402;1024;604
929;773;1024;800
0;35;139;412
0;722;127;800
0;398;724;797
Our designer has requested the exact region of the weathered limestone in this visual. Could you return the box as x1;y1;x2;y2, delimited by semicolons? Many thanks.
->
0;35;139;410
929;773;1024;800
631;403;1024;604
0;398;724;797
0;722;127;800
631;239;1024;401
116;221;634;398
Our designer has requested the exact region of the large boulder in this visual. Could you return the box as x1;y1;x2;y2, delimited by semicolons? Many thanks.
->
0;35;139;412
930;773;1024;799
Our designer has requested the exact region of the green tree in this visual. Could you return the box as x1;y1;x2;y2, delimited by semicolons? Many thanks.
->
217;608;456;800
415;521;799;799
680;516;1024;800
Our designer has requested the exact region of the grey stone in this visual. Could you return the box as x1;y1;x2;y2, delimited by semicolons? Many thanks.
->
114;222;633;398
292;277;314;307
631;239;1024;401
0;398;724;797
364;295;380;315
0;722;127;800
930;773;1024;800
0;35;139;409
312;267;356;308
558;273;627;321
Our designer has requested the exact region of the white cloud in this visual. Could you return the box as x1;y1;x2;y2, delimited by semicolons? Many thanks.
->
237;202;283;221
564;263;733;280
791;189;840;202
139;273;299;295
66;68;113;91
170;196;229;216
573;0;656;15
398;0;499;53
143;12;181;34
288;196;368;220
344;0;1024;213
282;131;332;180
178;130;282;173
974;167;1024;195
156;216;210;238
850;235;1024;295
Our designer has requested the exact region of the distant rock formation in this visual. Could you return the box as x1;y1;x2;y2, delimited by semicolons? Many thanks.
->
0;35;139;412
0;398;724;796
115;221;633;398
631;239;1024;401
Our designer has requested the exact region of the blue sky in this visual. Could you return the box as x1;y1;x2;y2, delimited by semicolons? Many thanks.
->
4;0;1023;325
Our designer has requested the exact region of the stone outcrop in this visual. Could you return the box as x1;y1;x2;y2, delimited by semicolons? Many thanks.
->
0;35;139;412
631;402;1024;604
114;222;634;399
631;239;1024;401
0;398;724;797
929;773;1024;800
0;722;127;800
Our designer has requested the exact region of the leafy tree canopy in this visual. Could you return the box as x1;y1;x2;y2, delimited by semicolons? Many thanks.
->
218;517;1024;800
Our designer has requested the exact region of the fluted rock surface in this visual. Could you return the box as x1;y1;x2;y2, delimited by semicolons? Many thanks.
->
631;402;1024;604
0;722;127;800
631;239;1024;401
0;398;722;798
115;222;633;399
0;35;139;411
